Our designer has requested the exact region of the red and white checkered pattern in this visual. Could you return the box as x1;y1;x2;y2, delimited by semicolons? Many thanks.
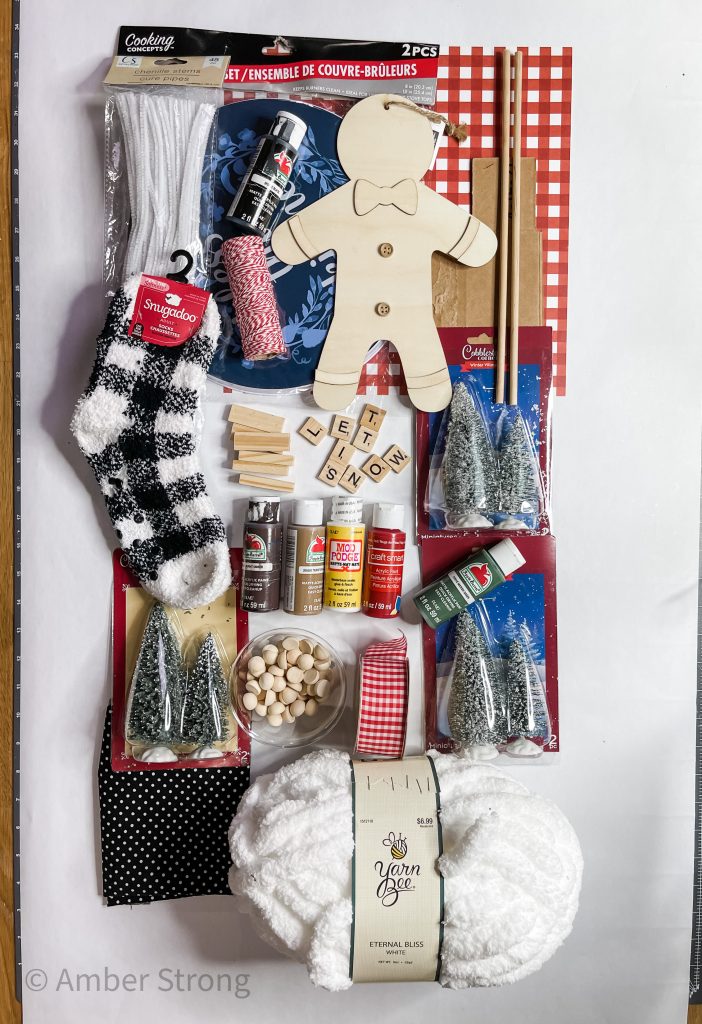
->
359;45;572;396
355;634;409;758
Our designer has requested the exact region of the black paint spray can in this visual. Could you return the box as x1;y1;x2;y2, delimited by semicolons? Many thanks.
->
226;111;307;236
241;496;283;612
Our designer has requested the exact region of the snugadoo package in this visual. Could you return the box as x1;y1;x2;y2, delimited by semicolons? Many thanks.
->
65;22;580;983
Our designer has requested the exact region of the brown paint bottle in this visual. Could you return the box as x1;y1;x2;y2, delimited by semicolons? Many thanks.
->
283;499;326;616
241;496;283;612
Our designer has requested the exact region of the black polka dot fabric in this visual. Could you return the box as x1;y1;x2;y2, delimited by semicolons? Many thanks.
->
98;705;250;906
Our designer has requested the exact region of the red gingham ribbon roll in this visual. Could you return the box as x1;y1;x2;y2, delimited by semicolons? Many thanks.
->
355;634;409;759
222;235;289;361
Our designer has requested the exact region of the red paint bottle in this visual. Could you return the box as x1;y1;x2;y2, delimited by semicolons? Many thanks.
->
362;503;406;618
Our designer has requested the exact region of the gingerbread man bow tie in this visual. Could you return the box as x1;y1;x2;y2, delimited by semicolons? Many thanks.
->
353;178;419;217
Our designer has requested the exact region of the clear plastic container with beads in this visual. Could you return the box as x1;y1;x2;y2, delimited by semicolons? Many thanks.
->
103;85;222;292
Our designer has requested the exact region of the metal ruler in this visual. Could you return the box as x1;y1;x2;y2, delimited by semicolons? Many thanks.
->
11;0;22;1003
690;464;702;1002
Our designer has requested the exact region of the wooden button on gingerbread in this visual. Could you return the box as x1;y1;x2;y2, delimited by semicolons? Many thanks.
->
375;302;391;317
378;242;394;257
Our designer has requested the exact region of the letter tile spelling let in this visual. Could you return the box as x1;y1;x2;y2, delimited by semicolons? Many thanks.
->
298;416;328;445
330;415;355;441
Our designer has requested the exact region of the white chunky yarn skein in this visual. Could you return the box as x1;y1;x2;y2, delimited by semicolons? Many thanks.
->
229;749;583;991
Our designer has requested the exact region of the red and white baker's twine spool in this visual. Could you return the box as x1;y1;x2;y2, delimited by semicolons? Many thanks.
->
355;634;409;758
222;235;289;361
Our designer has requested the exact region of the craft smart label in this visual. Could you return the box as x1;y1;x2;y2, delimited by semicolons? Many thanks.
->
350;757;443;983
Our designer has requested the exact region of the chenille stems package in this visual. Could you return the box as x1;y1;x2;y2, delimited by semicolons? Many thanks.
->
103;29;229;291
416;327;553;539
421;533;558;761
111;549;250;771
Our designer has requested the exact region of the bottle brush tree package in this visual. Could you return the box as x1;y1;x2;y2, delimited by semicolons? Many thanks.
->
416;327;553;538
421;533;558;759
111;550;250;771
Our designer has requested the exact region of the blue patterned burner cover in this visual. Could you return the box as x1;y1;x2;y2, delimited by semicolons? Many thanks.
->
204;99;347;393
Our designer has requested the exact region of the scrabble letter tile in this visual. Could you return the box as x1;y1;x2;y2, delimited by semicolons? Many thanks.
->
352;425;378;453
361;453;391;483
359;403;386;431
381;444;410;474
339;464;366;493
317;460;342;487
330;415;355;440
329;439;353;465
298;416;327;446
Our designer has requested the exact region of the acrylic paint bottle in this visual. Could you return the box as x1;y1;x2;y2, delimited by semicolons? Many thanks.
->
323;495;365;613
226;111;307;235
241;496;283;612
361;503;406;618
414;538;525;628
283;499;326;616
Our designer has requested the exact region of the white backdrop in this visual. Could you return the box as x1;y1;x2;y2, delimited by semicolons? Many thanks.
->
18;2;702;1022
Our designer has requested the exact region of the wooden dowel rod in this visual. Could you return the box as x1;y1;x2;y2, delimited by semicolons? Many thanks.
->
495;48;512;404
509;48;523;406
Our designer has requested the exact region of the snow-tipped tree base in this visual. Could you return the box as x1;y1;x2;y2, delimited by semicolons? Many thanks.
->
505;736;543;758
137;745;178;763
462;742;500;761
446;511;494;529
495;515;528;531
191;745;223;760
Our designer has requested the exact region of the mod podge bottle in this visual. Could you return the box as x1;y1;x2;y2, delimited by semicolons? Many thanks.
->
361;503;406;618
241;496;283;613
323;495;365;613
283;499;326;616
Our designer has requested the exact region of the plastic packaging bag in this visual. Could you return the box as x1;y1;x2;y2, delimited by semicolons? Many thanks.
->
104;85;221;291
424;371;547;533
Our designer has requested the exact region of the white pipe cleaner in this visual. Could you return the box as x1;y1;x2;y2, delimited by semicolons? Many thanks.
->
229;749;583;991
114;91;216;280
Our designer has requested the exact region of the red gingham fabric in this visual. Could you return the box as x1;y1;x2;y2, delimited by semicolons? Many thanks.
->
355;634;409;758
359;45;572;396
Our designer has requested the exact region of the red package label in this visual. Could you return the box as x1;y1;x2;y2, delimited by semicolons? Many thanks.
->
128;275;209;346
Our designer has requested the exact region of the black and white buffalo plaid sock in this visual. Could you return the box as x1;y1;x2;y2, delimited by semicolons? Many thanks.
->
71;278;231;608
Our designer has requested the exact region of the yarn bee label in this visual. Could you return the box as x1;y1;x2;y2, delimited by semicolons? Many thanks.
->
350;757;443;982
128;275;210;347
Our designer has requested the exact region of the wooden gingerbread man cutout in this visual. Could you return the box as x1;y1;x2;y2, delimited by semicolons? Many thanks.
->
271;93;498;412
